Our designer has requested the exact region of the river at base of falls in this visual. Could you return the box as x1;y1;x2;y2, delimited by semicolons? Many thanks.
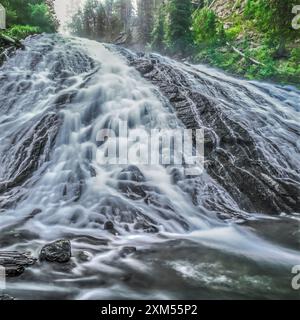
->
0;34;299;300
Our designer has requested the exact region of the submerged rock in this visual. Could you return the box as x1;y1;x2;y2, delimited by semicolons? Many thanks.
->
117;165;146;183
40;240;72;263
77;251;92;262
0;251;36;277
133;60;154;75
0;294;15;300
119;246;137;258
134;220;159;233
117;166;151;200
104;220;118;235
104;220;114;230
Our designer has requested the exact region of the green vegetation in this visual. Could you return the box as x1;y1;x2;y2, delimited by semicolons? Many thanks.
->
191;0;300;86
0;0;299;85
69;0;300;87
2;25;41;40
151;4;166;52
0;0;58;41
68;0;134;42
152;0;300;86
166;0;193;54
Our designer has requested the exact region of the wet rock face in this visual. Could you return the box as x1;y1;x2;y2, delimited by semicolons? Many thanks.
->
0;113;62;210
133;61;154;75
0;294;15;300
117;165;153;200
124;53;300;216
118;165;146;183
40;240;72;263
0;251;36;277
104;220;119;235
134;220;159;233
0;34;25;66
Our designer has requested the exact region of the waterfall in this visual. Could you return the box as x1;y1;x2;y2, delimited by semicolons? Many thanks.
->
0;34;299;299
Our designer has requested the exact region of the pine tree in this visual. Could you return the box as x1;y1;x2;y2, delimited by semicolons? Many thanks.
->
82;0;97;37
192;7;218;44
245;0;296;57
137;0;155;45
2;0;58;31
102;0;115;41
268;0;295;57
116;0;133;32
94;2;107;39
151;2;166;52
167;0;193;53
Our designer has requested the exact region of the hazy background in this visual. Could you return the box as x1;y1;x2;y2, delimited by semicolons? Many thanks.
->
54;0;137;31
54;0;84;29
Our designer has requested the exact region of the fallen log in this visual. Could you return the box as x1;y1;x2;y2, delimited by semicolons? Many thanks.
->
0;34;25;49
226;42;266;66
208;0;217;9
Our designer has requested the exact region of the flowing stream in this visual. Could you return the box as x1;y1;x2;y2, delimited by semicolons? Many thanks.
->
0;34;299;299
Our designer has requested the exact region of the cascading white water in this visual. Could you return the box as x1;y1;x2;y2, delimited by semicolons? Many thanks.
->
0;35;211;236
0;34;299;299
163;58;300;179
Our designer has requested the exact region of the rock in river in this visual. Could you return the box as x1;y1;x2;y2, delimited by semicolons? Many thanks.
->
0;251;36;277
40;240;72;263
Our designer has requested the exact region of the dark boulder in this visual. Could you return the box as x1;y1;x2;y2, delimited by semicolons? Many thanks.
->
40;240;72;263
104;220;118;235
133;59;154;75
119;247;137;258
104;220;114;230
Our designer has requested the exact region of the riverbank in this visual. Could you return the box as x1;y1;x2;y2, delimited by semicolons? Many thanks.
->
191;35;300;89
0;26;36;65
0;33;24;66
190;1;300;89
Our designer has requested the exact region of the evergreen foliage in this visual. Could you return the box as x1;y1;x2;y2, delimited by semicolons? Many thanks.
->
1;0;58;32
66;0;300;86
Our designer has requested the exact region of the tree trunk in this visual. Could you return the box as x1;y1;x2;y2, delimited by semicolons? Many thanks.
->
274;37;289;59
